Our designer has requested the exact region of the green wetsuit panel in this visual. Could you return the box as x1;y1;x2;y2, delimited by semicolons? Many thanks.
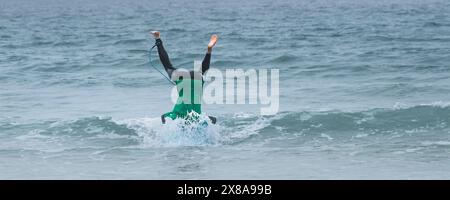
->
164;78;203;120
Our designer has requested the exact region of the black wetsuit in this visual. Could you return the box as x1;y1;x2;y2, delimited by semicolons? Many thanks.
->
155;38;211;78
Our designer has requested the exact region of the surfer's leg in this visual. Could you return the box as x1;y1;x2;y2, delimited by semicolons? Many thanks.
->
151;31;176;77
202;34;218;74
161;112;178;124
208;116;217;124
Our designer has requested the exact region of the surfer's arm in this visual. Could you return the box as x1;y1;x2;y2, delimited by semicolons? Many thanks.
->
202;34;218;75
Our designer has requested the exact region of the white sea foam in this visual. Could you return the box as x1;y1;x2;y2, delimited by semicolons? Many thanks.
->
116;115;224;147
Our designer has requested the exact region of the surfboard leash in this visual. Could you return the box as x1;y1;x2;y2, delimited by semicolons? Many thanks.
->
148;43;176;85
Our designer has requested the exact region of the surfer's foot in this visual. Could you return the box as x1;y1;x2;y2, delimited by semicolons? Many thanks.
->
151;31;160;39
161;114;166;124
208;116;217;124
207;34;218;53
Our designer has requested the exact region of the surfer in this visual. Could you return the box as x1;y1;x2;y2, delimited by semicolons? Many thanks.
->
150;31;218;124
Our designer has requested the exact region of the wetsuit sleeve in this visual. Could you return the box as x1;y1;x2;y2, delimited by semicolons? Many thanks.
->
201;52;211;75
155;38;177;77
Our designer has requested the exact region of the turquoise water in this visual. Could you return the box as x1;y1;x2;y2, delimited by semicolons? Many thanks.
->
1;0;450;179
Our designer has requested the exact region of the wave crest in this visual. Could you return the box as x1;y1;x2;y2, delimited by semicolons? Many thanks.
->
270;105;450;135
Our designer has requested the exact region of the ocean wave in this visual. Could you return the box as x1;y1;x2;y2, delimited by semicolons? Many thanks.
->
167;28;188;32
113;39;146;45
423;22;445;27
53;41;84;47
24;117;137;137
2;104;450;149
268;54;298;64
351;83;450;97
366;35;450;43
127;49;149;54
269;104;450;135
1;115;228;149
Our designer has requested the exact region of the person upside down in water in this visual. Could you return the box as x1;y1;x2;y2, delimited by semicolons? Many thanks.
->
150;31;217;124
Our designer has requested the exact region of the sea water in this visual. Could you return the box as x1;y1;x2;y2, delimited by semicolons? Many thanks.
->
1;0;450;179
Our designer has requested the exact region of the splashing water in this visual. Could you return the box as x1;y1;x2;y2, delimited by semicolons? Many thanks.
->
118;114;223;147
